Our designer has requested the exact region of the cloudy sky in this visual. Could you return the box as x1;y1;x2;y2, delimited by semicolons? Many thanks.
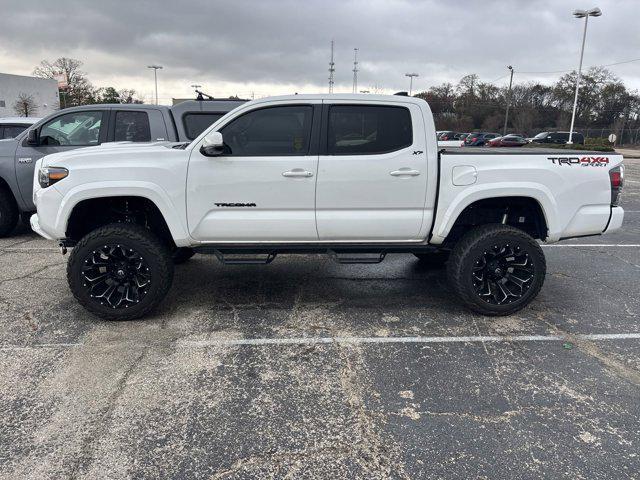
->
1;0;639;104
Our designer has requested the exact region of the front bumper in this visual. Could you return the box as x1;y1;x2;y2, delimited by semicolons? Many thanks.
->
604;206;624;234
30;213;55;240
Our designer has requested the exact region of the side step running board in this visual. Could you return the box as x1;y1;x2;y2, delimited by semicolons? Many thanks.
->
213;250;277;265
328;250;387;264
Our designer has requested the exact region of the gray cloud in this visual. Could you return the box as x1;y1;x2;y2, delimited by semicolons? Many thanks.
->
1;0;639;99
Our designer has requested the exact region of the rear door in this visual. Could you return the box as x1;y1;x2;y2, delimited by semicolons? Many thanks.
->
315;102;427;241
187;102;320;242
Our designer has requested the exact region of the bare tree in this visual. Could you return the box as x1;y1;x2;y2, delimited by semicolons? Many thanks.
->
13;93;38;117
33;57;96;107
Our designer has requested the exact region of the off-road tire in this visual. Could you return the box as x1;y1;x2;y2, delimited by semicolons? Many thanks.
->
67;223;174;321
414;251;450;268
0;187;19;238
172;247;195;264
446;224;546;316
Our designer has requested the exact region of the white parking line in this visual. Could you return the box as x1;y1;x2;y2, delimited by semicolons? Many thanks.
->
542;244;640;247
3;332;639;350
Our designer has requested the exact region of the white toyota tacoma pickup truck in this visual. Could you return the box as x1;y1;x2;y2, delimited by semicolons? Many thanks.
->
30;94;625;320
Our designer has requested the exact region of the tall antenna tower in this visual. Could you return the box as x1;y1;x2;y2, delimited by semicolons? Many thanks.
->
352;48;359;93
328;40;335;93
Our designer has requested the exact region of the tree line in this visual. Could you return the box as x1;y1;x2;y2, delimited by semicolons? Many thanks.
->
414;67;639;137
32;57;143;108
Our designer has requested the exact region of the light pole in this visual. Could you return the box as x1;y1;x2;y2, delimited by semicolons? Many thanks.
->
147;65;163;105
503;65;514;136
405;73;419;96
568;7;601;144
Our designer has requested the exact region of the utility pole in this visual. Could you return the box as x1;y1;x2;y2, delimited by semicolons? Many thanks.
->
503;65;514;136
405;73;419;96
568;7;602;144
328;40;335;94
147;65;163;105
352;48;359;94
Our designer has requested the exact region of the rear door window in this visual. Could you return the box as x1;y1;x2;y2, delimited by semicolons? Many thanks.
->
327;105;412;155
183;113;226;140
114;111;151;142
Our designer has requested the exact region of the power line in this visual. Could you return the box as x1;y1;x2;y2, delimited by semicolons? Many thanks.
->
514;57;640;75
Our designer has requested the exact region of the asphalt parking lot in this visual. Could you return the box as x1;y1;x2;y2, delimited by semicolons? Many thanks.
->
1;159;639;479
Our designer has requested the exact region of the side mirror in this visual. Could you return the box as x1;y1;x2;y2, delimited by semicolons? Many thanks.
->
27;129;39;146
200;132;224;157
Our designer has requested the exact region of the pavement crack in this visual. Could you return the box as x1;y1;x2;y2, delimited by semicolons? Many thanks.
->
67;348;148;480
337;345;410;480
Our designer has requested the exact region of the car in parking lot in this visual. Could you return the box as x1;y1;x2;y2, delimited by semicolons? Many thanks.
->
31;94;625;320
0;99;245;237
0;117;41;139
487;135;529;147
464;132;501;146
531;131;585;145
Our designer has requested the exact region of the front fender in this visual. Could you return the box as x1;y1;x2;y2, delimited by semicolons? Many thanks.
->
55;181;192;246
430;182;559;244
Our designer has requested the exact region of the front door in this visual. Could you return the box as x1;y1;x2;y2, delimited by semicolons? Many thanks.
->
187;103;320;242
316;102;427;241
15;110;106;210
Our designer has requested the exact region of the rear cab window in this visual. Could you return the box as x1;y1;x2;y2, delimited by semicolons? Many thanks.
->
114;111;151;142
327;105;412;155
183;113;225;140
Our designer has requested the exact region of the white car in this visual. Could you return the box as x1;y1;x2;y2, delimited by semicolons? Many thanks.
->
0;116;40;139
30;94;625;320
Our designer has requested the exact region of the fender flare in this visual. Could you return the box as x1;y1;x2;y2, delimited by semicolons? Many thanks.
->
56;181;192;246
430;183;559;244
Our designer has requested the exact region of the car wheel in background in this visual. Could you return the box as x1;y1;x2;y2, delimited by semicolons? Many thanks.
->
0;186;19;238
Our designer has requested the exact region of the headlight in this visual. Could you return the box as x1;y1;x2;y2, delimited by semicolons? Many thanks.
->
38;167;68;188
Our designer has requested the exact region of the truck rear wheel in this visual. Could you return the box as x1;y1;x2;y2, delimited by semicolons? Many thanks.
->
446;224;546;316
67;223;174;321
0;187;19;238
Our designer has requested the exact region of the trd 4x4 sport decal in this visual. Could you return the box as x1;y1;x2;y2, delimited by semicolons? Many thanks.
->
548;156;609;167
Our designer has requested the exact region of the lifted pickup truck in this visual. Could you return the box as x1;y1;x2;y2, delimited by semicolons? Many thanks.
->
0;99;244;237
31;94;625;319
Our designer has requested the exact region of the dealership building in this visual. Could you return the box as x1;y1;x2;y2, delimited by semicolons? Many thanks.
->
0;72;60;117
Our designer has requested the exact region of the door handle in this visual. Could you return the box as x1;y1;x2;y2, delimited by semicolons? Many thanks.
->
390;169;420;177
282;169;313;178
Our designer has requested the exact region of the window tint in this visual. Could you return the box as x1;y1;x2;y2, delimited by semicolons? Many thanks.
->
328;105;412;155
40;111;103;146
4;125;28;138
220;105;313;156
184;113;225;140
114;111;151;142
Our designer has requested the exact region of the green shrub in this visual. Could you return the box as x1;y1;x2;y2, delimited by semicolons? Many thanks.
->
585;137;613;147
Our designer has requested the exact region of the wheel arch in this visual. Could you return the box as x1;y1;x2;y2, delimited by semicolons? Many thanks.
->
60;184;191;247
435;194;552;246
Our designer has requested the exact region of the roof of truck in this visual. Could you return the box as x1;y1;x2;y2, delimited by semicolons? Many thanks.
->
248;93;427;104
0;116;41;124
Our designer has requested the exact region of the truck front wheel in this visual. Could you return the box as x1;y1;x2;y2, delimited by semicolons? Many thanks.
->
446;224;546;316
67;223;174;320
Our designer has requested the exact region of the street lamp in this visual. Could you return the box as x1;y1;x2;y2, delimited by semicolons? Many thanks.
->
405;73;419;96
503;65;514;136
567;7;602;144
147;65;163;105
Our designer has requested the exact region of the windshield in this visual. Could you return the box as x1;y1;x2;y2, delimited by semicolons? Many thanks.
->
533;132;548;139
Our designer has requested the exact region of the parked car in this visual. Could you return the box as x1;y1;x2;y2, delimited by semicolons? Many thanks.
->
0;117;41;139
437;131;460;141
487;135;529;147
455;133;469;140
31;94;624;320
0;99;245;237
531;131;585;145
464;132;501;146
